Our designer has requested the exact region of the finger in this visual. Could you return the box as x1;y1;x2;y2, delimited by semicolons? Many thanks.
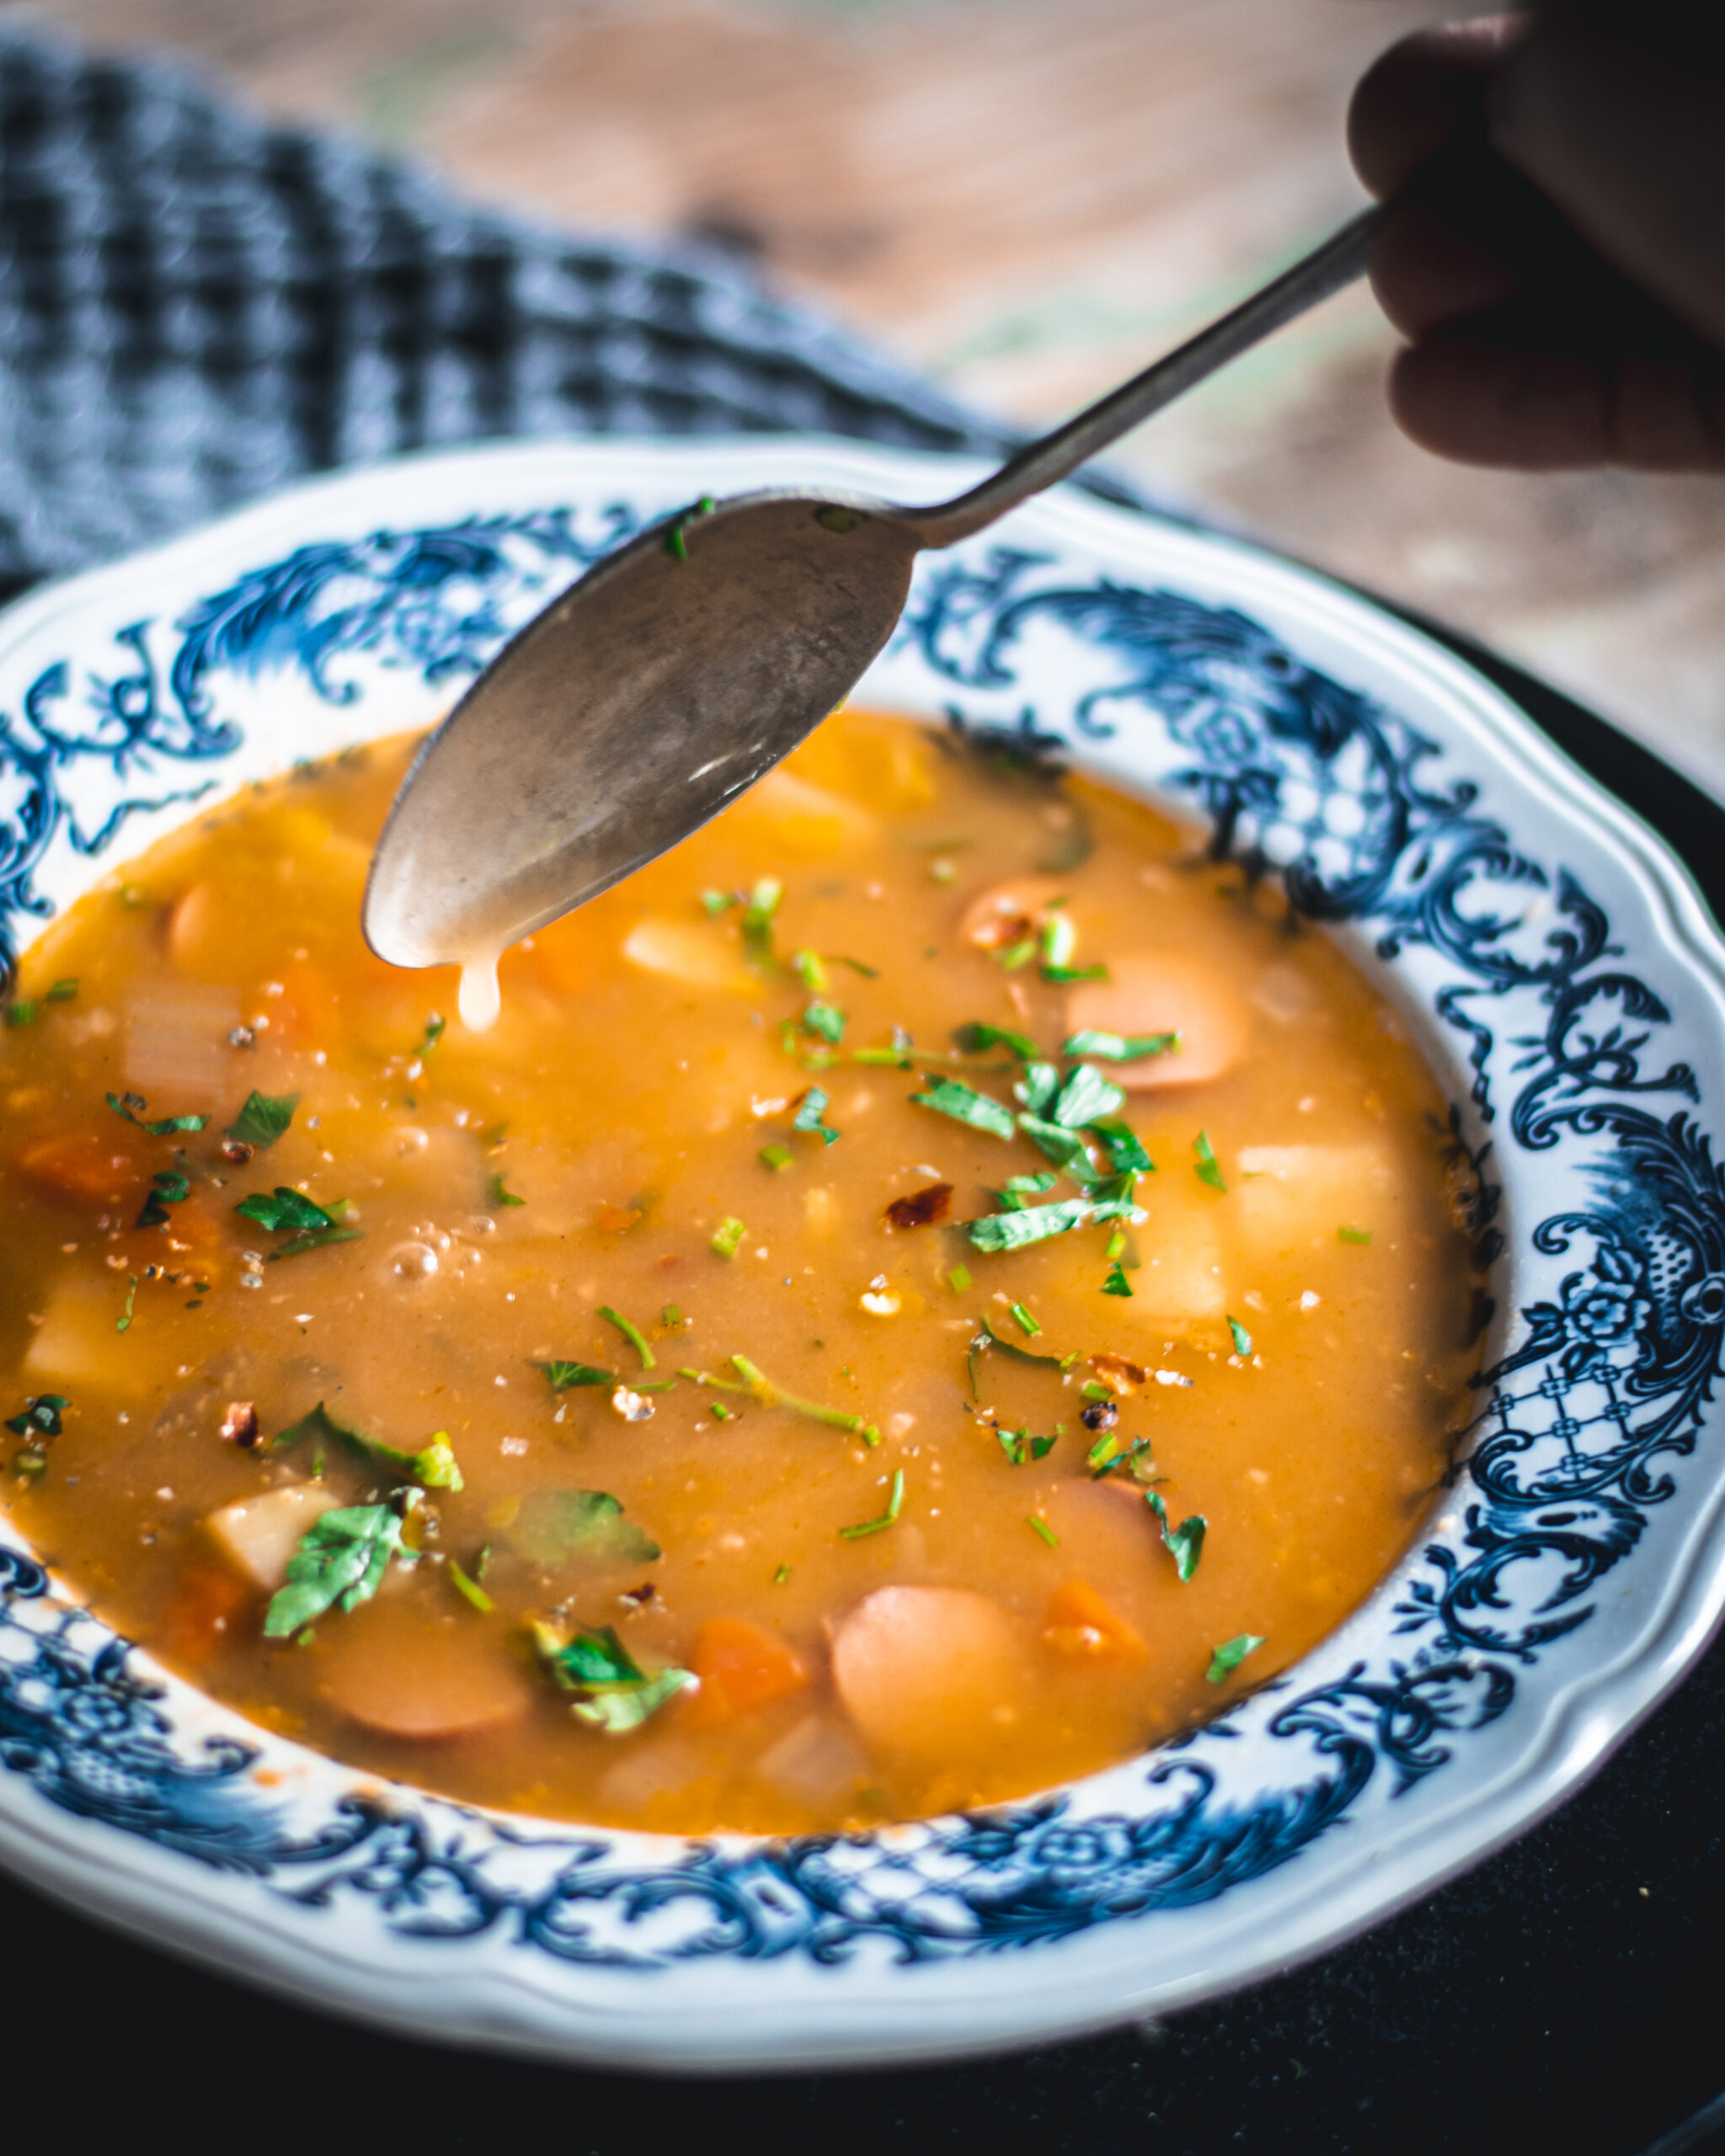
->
1369;200;1520;339
1348;17;1527;200
1390;332;1725;472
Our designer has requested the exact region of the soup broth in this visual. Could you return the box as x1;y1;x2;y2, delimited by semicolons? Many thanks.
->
0;712;1482;1833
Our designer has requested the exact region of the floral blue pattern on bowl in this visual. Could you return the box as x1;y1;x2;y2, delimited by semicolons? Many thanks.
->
2;441;1722;2071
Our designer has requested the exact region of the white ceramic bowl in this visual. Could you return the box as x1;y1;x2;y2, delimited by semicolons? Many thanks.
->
4;439;1724;2073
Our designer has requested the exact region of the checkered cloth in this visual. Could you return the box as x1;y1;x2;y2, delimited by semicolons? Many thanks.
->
0;26;1088;589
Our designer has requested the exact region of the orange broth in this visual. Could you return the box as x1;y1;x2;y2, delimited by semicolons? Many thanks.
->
0;710;1482;1833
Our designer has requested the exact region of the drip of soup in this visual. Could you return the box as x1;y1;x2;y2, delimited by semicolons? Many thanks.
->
0;712;1483;1833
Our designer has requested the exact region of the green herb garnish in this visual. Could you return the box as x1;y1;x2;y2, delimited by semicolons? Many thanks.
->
793;1087;840;1146
1228;1315;1253;1356
994;1171;1060;1210
264;1505;409;1637
1091;1120;1154;1175
1206;1633;1265;1686
662;494;716;561
532;1621;693;1732
953;1021;1036;1060
448;1558;494;1614
488;1170;526;1208
947;1264;974;1294
1039;910;1076;970
825;953;880;979
1146;1490;1207;1581
273;1401;464;1490
975;1315;1067;1369
759;1142;794;1172
234;1185;360;1257
1088;1433;1155;1481
1061;1029;1178;1061
966;1194;1096;1252
599;1305;655;1369
996;1424;1059;1465
45;978;77;1002
685;1356;880;1445
1194;1129;1226;1193
116;1274;137;1332
226;1091;299;1149
839;1469;905;1540
1338;1225;1372;1245
1044;964;1109;984
740;878;782;971
419;1013;446;1054
711;1214;749;1259
791;948;828;992
5;1394;67;1440
802;1000;845;1044
1103;1261;1134;1297
508;1489;660;1568
535;1359;615;1390
911;1074;1015;1140
1007;1300;1041;1337
5;1001;35;1027
1028;1513;1060;1548
106;1091;209;1135
773;1562;792;1586
136;1169;190;1229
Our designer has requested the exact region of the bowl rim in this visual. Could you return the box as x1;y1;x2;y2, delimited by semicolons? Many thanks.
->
3;434;1725;2072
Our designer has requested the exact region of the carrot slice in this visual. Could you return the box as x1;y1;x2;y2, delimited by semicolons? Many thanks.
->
686;1615;809;1726
19;1131;142;1208
1066;950;1251;1088
1044;1578;1145;1661
153;1564;253;1672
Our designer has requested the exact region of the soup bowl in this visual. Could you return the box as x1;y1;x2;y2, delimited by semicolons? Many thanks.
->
3;438;1724;2072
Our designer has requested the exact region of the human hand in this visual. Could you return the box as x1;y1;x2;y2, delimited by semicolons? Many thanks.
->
1348;4;1725;469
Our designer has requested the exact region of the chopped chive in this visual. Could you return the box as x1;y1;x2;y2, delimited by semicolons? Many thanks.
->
1007;1300;1041;1338
711;1216;747;1260
741;878;782;971
792;948;829;992
419;1012;446;1054
45;978;77;1002
1227;1315;1253;1356
947;1264;974;1294
953;1021;1036;1060
661;1303;686;1329
116;1274;138;1333
1338;1225;1372;1245
839;1469;904;1540
6;999;37;1026
1081;1380;1114;1402
489;1170;526;1208
759;1142;793;1171
1039;910;1076;969
702;889;737;915
997;936;1037;971
599;1305;655;1370
449;1558;494;1614
1206;1633;1265;1685
1044;963;1110;985
802;1000;846;1044
825;953;880;979
1194;1129;1227;1193
710;1401;736;1421
1103;1261;1134;1297
691;1355;880;1444
1028;1513;1060;1549
773;1562;791;1585
1106;1229;1126;1259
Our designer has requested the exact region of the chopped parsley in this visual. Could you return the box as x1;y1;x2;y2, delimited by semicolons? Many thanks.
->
996;1424;1059;1466
531;1621;692;1732
106;1091;210;1136
686;1355;880;1444
953;1021;1035;1060
760;1142;794;1172
535;1359;615;1390
910;1074;1015;1140
662;494;716;560
702;889;736;915
741;878;782;971
793;1086;840;1146
947;1263;974;1294
1103;1261;1134;1297
711;1215;748;1259
1338;1225;1372;1245
1044;1062;1125;1129
599;1305;656;1369
136;1169;190;1230
1039;909;1076;970
1146;1491;1207;1581
772;1562;792;1586
1193;1129;1227;1193
234;1185;360;1257
974;1315;1068;1371
507;1489;660;1567
966;1194;1095;1252
1091;1120;1154;1175
419;1012;446;1054
489;1171;526;1208
1088;1433;1155;1481
5;1001;35;1027
995;1171;1060;1210
792;948;828;992
1017;1114;1098;1182
1206;1633;1265;1685
45;978;77;1002
802;1000;846;1043
225;1091;299;1149
448;1558;494;1614
5;1393;67;1440
839;1468;904;1540
273;1401;464;1490
264;1504;409;1637
1227;1315;1253;1356
1028;1513;1060;1549
1062;1028;1179;1061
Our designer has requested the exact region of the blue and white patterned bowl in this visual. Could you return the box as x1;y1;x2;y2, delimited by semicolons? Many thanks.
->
4;440;1725;2072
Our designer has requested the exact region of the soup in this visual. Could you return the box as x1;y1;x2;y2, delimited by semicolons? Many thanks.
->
0;711;1482;1833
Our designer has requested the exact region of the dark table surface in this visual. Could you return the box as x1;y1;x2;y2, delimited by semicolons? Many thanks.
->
1;618;1722;2156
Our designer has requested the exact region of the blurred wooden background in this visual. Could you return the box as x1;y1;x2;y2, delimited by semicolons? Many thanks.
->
10;0;1725;796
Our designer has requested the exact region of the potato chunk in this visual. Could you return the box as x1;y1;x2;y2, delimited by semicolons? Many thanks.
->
1066;952;1250;1088
686;1615;809;1726
831;1584;1028;1763
1234;1145;1402;1254
320;1623;533;1742
622;917;762;995
204;1484;339;1593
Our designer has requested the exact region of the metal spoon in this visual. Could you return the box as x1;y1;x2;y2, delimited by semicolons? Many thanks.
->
363;206;1380;1019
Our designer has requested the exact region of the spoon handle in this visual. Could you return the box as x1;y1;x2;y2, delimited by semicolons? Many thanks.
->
899;204;1382;550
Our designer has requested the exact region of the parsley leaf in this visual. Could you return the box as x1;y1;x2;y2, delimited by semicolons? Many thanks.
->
953;1021;1035;1060
226;1091;299;1149
1206;1633;1265;1685
535;1359;615;1390
1062;1028;1179;1061
994;1171;1059;1210
996;1424;1059;1465
911;1074;1016;1139
5;1393;67;1439
1228;1315;1253;1356
1091;1119;1155;1175
1194;1129;1227;1193
1103;1261;1134;1297
531;1620;692;1732
272;1401;464;1490
1016;1113;1100;1182
264;1505;409;1636
1048;1063;1125;1129
793;1086;841;1146
1015;1061;1061;1117
966;1194;1096;1251
802;999;846;1043
489;1170;526;1208
1146;1490;1207;1581
235;1186;339;1234
136;1168;190;1229
106;1091;209;1135
508;1489;661;1568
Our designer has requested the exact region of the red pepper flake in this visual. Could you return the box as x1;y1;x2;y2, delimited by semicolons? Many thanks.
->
885;1181;954;1230
220;1138;255;1166
219;1401;259;1449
